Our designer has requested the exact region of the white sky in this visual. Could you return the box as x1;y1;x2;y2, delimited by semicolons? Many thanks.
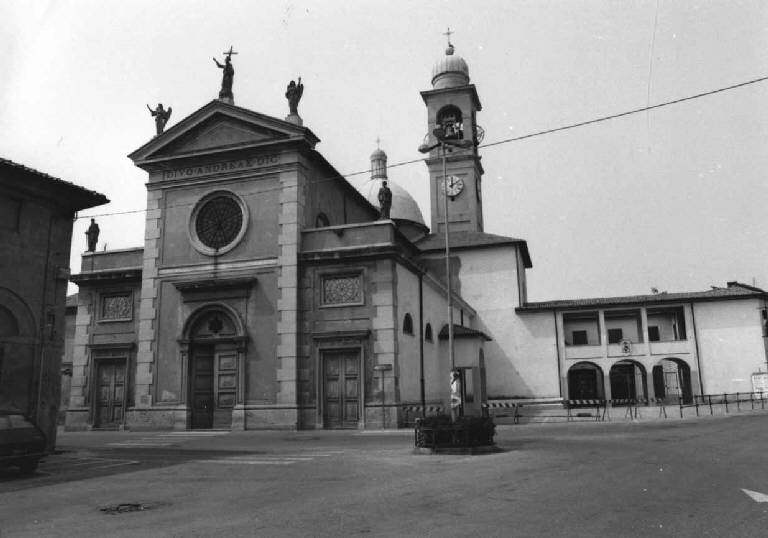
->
1;1;767;301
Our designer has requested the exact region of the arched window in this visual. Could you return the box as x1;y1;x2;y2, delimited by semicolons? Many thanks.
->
315;212;330;228
0;305;19;338
424;323;433;342
403;313;414;335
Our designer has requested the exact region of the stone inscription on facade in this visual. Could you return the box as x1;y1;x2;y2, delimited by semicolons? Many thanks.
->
322;275;363;305
161;155;279;181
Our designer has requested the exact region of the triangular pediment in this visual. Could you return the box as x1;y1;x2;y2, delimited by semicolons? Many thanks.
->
156;116;288;156
129;100;318;164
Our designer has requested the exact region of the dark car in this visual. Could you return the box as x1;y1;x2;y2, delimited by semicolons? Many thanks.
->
0;410;47;474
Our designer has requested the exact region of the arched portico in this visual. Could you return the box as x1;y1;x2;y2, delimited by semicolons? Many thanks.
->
0;288;37;413
568;362;605;400
179;304;247;430
652;357;693;404
609;360;648;402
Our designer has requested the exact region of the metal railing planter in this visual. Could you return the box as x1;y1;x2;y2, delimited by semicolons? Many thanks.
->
414;415;496;452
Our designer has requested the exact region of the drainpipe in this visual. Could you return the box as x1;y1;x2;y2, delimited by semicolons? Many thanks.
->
554;310;562;398
418;273;426;417
690;303;705;395
36;213;55;431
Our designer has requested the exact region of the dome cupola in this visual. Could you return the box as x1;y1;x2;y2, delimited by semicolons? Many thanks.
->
431;42;470;89
363;147;428;241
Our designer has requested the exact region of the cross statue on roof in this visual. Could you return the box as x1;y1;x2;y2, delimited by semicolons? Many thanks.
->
442;27;453;46
212;46;237;102
376;136;381;149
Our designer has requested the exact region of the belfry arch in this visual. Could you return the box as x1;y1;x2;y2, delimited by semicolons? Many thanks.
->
179;304;248;430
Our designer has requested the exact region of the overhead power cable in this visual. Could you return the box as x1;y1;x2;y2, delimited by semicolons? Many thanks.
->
77;73;768;221
480;74;768;150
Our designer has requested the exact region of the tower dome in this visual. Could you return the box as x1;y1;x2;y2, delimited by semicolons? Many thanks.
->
431;43;470;89
363;148;428;242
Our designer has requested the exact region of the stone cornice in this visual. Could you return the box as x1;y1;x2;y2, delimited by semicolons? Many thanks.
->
70;268;142;285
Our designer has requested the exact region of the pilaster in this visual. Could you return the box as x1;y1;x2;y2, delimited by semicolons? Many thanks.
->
135;187;163;408
598;310;607;359
275;168;304;415
369;259;398;427
68;292;93;409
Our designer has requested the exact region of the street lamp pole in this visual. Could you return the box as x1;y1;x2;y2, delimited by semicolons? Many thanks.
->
419;129;473;418
441;142;455;374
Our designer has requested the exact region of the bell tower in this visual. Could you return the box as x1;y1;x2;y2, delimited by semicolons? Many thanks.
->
420;36;484;234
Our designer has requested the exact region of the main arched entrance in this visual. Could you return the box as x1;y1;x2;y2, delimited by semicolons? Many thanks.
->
652;358;693;404
568;362;605;400
181;305;246;430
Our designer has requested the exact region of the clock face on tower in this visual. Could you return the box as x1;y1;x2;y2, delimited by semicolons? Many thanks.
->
190;191;248;256
443;175;465;197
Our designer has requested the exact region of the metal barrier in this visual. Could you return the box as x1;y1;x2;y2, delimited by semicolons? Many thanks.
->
451;392;768;426
401;405;444;426
566;399;606;422
678;392;768;418
483;401;520;422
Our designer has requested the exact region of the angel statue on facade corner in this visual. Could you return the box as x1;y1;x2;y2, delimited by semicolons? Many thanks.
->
285;77;304;116
147;103;172;135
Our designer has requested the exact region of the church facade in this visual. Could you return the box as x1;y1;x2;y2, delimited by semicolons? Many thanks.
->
64;42;768;431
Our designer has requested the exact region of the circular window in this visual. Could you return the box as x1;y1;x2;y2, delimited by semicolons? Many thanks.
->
189;191;248;256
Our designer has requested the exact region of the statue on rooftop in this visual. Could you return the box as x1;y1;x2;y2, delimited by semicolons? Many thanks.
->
378;180;392;219
285;77;304;116
213;47;237;100
146;103;172;135
86;218;100;252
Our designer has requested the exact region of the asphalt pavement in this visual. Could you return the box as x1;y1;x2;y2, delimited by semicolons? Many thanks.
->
2;414;768;537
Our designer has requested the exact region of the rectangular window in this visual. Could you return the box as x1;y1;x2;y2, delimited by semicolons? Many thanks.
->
648;326;660;342
101;293;133;321
608;328;623;344
571;330;588;345
321;274;363;306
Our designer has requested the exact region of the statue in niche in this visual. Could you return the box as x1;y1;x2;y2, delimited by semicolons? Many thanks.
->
285;77;304;115
378;180;392;219
213;47;237;99
85;218;100;252
146;103;172;135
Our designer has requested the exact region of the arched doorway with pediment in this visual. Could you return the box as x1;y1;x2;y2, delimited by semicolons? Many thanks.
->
179;304;247;430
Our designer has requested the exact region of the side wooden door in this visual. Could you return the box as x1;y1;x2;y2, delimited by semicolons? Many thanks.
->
323;350;361;429
95;359;126;428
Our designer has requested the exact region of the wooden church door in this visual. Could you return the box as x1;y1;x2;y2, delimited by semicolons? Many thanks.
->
322;349;361;429
94;359;127;428
190;345;237;429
